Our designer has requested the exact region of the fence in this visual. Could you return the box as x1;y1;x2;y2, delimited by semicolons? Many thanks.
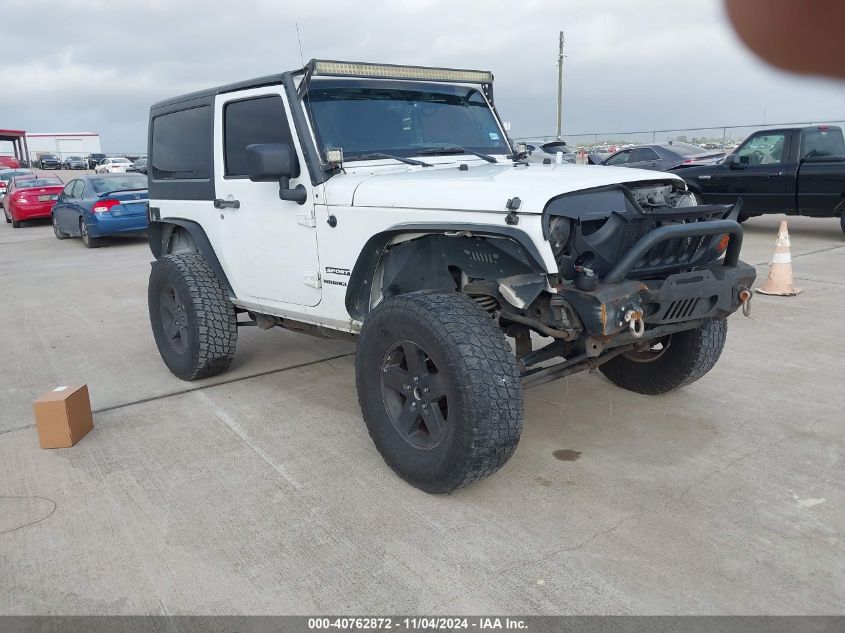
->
515;119;845;149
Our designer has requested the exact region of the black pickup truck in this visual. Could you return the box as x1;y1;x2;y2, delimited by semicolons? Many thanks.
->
675;125;845;233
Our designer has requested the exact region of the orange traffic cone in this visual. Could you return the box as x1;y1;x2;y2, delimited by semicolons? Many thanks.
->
756;220;801;296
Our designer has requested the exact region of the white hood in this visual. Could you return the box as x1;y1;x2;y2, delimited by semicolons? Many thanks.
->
322;161;682;213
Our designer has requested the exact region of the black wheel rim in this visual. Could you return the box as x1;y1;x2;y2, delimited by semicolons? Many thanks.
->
159;284;189;354
380;341;449;449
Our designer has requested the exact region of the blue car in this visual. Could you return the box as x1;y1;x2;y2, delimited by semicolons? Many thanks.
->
51;173;148;248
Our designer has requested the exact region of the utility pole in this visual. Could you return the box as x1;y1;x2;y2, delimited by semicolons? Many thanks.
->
556;31;564;139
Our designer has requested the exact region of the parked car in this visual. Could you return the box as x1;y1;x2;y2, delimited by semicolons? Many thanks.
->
0;168;34;206
38;154;61;169
0;156;20;169
521;139;577;164
62;155;88;170
126;158;148;174
3;175;64;227
87;153;107;170
144;59;755;494
52;173;148;247
591;143;726;171
675;125;845;230
94;157;132;174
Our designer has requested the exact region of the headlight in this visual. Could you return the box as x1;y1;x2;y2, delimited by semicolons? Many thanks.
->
548;216;571;253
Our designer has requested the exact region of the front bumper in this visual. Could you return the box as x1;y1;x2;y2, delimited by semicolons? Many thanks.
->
560;259;756;341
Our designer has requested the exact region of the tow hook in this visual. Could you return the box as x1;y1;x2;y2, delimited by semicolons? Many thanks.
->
624;308;645;338
739;287;752;318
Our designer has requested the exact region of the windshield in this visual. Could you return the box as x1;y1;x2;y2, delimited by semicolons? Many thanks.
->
1;170;32;182
306;79;510;160
111;158;131;164
90;174;147;193
17;178;62;188
67;156;82;160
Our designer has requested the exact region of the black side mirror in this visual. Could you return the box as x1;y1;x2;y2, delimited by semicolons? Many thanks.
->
246;143;307;205
725;154;743;169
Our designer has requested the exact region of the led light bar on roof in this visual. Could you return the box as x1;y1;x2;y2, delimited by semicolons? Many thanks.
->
311;60;493;84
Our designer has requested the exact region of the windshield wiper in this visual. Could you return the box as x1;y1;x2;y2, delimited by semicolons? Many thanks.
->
345;153;432;167
416;145;498;163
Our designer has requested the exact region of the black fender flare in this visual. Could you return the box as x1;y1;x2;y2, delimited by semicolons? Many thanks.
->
345;223;548;321
147;218;234;296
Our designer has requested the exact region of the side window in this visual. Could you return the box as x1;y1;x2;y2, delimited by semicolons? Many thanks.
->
604;150;630;166
223;95;294;177
631;148;660;162
737;133;787;165
151;105;212;180
71;181;85;198
62;182;75;198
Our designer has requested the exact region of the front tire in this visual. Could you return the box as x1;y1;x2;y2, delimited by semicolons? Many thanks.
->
599;319;728;395
355;291;523;493
148;253;238;381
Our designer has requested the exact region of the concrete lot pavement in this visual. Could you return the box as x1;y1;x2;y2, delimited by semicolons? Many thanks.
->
1;209;843;614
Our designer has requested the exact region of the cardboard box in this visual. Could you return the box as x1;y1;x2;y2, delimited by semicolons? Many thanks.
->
34;385;94;449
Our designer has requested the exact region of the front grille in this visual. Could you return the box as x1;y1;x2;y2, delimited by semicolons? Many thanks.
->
621;209;727;276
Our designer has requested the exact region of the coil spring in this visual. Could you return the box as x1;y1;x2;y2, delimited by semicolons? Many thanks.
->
473;295;499;313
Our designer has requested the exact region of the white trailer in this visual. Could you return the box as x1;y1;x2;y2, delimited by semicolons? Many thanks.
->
25;132;101;162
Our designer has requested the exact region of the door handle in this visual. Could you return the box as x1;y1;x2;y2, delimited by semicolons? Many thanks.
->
213;198;240;209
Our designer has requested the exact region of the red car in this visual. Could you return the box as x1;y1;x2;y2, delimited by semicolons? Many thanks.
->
0;156;21;169
4;175;64;228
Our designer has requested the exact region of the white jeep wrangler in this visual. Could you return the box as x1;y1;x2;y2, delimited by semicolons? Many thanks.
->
146;60;756;493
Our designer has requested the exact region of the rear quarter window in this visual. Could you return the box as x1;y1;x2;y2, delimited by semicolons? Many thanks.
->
801;129;845;158
151;106;212;180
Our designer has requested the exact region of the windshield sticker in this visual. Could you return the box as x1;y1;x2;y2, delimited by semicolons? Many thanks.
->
489;132;500;141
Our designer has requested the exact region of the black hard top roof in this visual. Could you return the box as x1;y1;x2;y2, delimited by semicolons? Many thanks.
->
151;73;286;110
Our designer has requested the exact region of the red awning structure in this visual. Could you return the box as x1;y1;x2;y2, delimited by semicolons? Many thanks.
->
0;129;30;166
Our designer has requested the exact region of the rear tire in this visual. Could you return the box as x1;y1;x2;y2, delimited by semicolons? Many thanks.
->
80;218;100;248
3;207;10;224
840;214;845;236
355;291;523;493
11;219;20;228
148;253;238;381
599;319;728;394
53;214;67;239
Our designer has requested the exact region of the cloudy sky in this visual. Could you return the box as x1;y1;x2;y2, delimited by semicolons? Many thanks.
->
1;0;842;151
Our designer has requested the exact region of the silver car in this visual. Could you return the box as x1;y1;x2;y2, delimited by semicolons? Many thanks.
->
521;139;577;164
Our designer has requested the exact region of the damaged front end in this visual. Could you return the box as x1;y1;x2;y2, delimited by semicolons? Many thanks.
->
471;180;757;387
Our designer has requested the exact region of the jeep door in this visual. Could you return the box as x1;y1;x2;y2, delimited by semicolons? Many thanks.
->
213;89;321;308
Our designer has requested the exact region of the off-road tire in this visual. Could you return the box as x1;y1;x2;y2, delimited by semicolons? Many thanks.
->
599;318;728;395
148;253;237;381
355;291;523;494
